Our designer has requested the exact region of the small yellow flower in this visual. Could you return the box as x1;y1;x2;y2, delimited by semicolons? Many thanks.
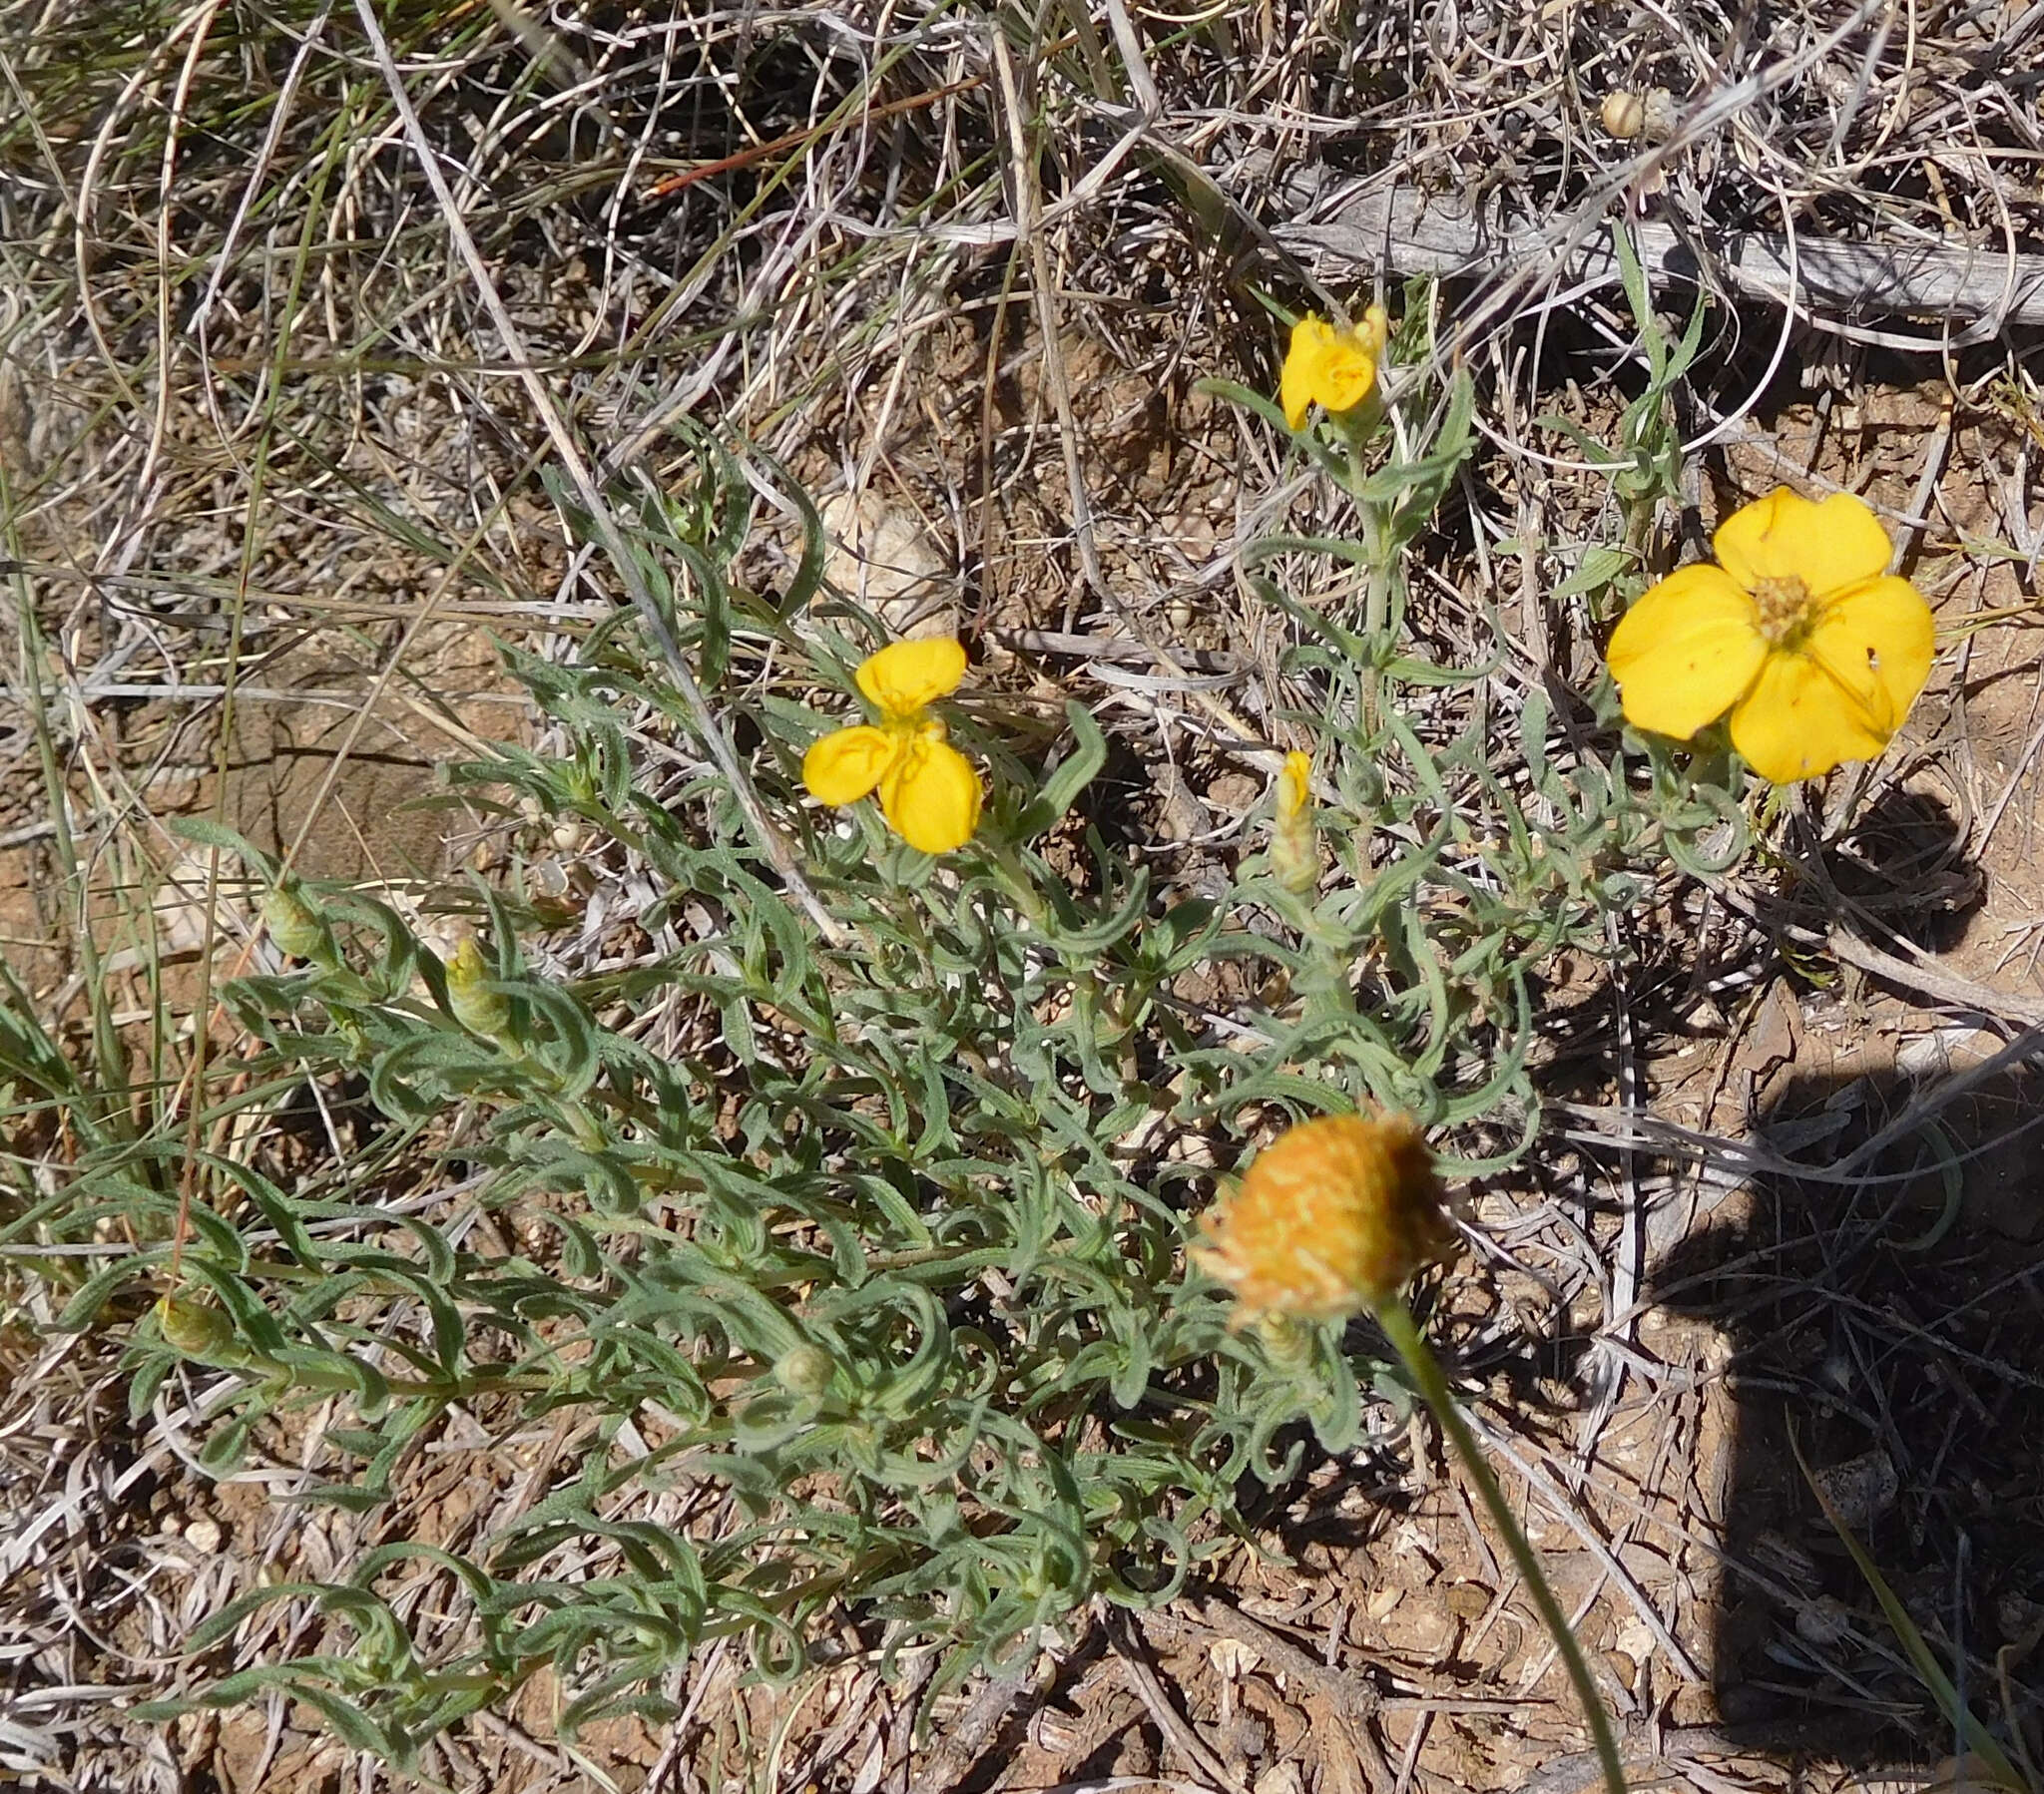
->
1192;1113;1457;1324
1271;750;1316;895
1280;305;1390;430
801;638;982;854
1607;488;1935;783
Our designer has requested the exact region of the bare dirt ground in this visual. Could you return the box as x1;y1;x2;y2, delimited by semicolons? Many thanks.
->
7;1;2044;1791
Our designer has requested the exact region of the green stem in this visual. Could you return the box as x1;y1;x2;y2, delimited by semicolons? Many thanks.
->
1360;511;1391;735
1374;1298;1628;1794
980;836;1049;929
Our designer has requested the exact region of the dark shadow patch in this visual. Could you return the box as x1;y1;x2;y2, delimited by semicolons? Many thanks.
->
1653;1031;2044;1762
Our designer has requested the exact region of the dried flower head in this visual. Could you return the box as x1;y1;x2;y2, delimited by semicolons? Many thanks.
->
1192;1113;1457;1323
1600;90;1646;139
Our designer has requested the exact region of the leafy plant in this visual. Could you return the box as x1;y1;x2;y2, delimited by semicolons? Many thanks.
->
5;285;1748;1766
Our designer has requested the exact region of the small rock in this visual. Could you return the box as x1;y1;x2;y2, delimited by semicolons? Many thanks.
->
185;1517;224;1554
1795;1594;1854;1646
1384;1591;1455;1661
820;490;951;633
1601;91;1646;139
1445;1582;1490;1621
1613;1616;1656;1663
1811;1448;1899;1529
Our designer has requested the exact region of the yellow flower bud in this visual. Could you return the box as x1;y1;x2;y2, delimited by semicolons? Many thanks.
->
1192;1114;1457;1323
157;1294;238;1359
261;882;330;964
445;937;512;1042
1271;750;1317;895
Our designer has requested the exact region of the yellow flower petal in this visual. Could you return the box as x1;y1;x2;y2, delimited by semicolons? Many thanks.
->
1277;750;1311;825
1279;312;1384;430
878;729;981;854
1280;317;1331;430
1273;750;1316;894
854;637;967;720
1728;652;1887;782
803;724;898;806
1712;489;1892;600
1606;563;1768;740
1804;575;1936;738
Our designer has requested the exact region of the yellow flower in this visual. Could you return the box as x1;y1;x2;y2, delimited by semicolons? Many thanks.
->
801;637;982;854
1280;305;1389;430
1271;749;1316;895
1192;1113;1457;1324
1607;488;1935;783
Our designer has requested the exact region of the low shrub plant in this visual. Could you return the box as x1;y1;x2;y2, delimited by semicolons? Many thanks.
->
4;256;1947;1770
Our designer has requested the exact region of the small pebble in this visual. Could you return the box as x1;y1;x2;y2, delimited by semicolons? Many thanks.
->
1794;1594;1853;1646
1446;1582;1491;1621
184;1517;224;1554
1811;1447;1899;1530
1601;91;1646;140
1641;88;1680;140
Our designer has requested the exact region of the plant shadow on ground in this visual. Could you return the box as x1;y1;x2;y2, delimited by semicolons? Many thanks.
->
1651;784;2044;1772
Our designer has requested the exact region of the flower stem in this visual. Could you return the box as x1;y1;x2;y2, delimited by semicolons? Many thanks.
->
1374;1298;1628;1794
1361;511;1390;733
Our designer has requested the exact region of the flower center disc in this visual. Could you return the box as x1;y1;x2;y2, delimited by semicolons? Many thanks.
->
1752;573;1818;648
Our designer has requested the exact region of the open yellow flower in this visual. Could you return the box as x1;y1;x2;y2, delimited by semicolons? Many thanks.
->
1280;305;1390;430
1607;488;1935;783
801;637;982;854
1192;1113;1457;1324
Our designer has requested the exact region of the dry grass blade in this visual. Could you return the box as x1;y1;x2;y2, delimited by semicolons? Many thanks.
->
343;0;848;950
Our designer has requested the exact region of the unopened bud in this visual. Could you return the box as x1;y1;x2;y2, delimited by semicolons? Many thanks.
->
157;1294;237;1359
1192;1114;1457;1323
1271;750;1318;895
774;1344;835;1398
261;883;330;964
446;937;512;1042
1255;1311;1317;1369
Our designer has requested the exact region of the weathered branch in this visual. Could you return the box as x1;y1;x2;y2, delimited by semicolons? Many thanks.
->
1278;183;2044;337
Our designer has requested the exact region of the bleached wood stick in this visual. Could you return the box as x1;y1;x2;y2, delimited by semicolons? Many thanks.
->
1278;183;2044;335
